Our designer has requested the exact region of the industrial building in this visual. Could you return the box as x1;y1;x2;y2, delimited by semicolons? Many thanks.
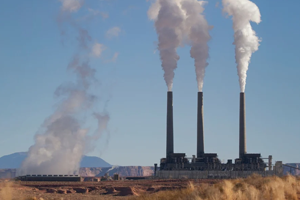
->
155;92;283;179
16;174;82;182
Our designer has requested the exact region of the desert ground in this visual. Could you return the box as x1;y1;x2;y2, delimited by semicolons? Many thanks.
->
0;178;216;200
0;175;300;200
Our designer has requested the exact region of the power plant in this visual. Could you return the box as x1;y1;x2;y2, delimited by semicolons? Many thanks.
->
156;92;283;179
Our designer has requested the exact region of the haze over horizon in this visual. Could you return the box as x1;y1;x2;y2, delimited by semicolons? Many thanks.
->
0;0;299;167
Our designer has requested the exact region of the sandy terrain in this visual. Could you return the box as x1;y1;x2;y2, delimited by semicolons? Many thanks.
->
0;179;217;200
2;176;299;200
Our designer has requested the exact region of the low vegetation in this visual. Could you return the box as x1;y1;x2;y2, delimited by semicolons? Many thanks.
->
1;175;300;200
0;181;13;200
131;174;300;200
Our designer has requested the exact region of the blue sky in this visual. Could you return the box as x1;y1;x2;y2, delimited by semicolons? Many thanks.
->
0;0;299;166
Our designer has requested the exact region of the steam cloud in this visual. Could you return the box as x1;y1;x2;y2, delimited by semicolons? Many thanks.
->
148;0;185;91
181;0;211;92
59;0;84;13
222;0;261;92
18;2;110;175
149;0;211;91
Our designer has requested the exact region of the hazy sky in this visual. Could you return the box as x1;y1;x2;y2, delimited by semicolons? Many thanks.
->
0;0;299;166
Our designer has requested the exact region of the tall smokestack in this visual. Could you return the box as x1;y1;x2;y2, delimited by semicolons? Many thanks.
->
197;92;204;158
239;92;246;158
166;91;174;157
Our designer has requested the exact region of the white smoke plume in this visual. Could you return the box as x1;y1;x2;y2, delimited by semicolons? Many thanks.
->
148;0;186;91
222;0;261;92
149;0;211;91
18;1;110;175
59;0;84;13
92;42;106;57
181;0;211;92
106;27;121;39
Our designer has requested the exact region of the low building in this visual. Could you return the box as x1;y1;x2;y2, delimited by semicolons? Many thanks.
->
16;174;82;182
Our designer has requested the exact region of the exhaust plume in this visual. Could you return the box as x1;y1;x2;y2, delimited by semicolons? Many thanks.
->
148;0;186;91
149;0;211;91
18;2;110;175
59;0;84;13
181;0;211;92
222;0;261;92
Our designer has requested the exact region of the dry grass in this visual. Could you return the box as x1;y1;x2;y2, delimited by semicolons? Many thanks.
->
0;181;40;200
131;175;300;200
0;181;13;200
1;175;300;200
0;180;125;200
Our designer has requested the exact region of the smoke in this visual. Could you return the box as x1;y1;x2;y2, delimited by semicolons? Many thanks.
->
106;27;121;39
77;28;92;49
222;0;261;92
59;0;84;13
149;0;211;91
18;2;110;175
92;43;106;58
148;0;186;91
181;0;211;92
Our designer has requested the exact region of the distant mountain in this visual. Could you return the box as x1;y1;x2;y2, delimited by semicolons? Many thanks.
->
0;152;111;169
0;152;27;169
0;169;16;179
80;156;111;168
